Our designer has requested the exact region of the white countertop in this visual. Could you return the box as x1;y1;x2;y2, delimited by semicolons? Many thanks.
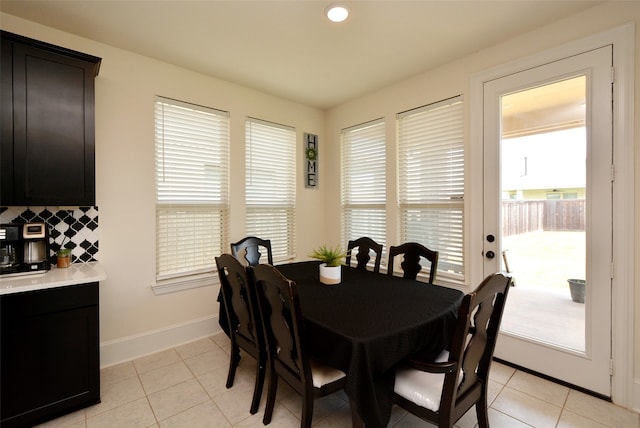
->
0;262;106;295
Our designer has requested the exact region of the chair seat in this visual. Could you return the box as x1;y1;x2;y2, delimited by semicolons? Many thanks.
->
310;359;346;388
393;272;513;428
394;350;450;411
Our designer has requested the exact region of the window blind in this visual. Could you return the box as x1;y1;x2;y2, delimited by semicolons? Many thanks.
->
245;118;296;261
341;119;387;256
155;96;229;280
397;96;464;278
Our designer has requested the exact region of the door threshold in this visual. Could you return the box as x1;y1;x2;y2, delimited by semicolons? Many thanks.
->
493;357;611;403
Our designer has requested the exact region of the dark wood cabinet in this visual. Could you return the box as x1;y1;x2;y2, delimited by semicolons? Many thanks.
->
0;283;100;428
1;31;101;206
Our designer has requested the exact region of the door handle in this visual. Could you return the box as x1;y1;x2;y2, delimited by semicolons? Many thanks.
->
485;250;495;259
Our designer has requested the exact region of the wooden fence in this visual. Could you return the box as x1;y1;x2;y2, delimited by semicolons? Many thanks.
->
502;200;586;237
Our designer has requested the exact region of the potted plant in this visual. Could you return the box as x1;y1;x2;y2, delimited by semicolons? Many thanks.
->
309;245;347;285
56;248;72;268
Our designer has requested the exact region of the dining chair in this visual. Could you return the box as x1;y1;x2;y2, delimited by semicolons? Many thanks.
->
388;242;439;283
215;254;266;415
393;272;513;428
230;236;274;266
249;263;346;427
346;236;383;273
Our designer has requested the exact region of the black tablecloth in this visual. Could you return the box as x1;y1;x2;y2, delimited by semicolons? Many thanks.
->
275;261;464;428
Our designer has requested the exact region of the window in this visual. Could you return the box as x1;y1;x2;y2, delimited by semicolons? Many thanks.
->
245;118;296;261
154;97;229;288
397;96;464;279
341;119;386;253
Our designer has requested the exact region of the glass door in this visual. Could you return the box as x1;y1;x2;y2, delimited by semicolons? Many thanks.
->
483;47;612;396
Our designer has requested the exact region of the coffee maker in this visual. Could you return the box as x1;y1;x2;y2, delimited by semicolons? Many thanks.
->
0;223;51;276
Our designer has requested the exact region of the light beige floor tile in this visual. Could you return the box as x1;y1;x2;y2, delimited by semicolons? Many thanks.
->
487;378;505;405
565;390;640;427
139;361;194;395
184;346;232;376
392;411;438;427
86;375;146;417
557;409;610;428
32;345;640;428
485;408;533;428
211;332;231;354
212;380;263;424
452;406;478;428
507;370;570;406
233;402;300;428
100;361;137;386
86;397;156;428
210;332;228;347
134;349;181;374
158;400;230;428
278;389;345;424
491;386;562;428
197;365;239;398
34;409;86;428
489;362;516;385
388;405;410;427
312;400;352;428
175;337;217;360
147;378;210;422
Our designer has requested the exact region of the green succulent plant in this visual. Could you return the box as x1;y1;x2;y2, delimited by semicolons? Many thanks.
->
309;245;347;267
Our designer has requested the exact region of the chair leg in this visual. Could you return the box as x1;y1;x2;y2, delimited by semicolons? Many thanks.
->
300;393;314;428
250;361;265;414
226;344;241;388
476;397;490;428
262;368;278;425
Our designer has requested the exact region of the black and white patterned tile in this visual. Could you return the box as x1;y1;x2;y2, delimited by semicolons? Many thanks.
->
0;206;99;263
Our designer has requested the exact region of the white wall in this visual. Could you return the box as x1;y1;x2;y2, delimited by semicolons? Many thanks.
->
324;1;639;410
0;13;329;365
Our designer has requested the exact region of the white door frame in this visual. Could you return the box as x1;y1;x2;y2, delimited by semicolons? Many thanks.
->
469;23;634;409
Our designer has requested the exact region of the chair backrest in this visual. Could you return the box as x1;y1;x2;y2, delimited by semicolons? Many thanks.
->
231;236;274;266
215;254;262;348
250;264;312;392
444;272;512;416
388;242;439;283
346;236;383;273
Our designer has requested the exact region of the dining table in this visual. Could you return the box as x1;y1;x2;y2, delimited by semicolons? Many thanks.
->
272;261;464;428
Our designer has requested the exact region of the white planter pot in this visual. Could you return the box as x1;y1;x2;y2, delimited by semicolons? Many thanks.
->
319;263;341;285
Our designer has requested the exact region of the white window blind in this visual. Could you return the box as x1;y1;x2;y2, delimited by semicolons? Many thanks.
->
397;96;464;278
155;96;229;281
245;118;296;261
341;119;387;254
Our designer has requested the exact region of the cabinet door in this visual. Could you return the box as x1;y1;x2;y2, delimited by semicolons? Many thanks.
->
10;42;96;206
0;283;100;428
1;38;15;203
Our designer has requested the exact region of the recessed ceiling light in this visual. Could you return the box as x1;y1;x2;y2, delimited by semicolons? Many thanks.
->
326;4;349;23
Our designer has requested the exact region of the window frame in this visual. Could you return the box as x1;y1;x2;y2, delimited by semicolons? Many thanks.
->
340;118;387;263
397;96;465;282
245;117;297;262
153;96;230;294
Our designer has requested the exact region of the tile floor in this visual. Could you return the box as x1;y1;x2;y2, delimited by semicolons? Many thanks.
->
36;332;639;428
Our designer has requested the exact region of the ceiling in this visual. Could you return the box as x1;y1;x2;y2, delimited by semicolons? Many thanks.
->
1;0;602;110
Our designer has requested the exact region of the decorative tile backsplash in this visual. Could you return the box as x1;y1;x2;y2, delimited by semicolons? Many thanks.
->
0;206;99;263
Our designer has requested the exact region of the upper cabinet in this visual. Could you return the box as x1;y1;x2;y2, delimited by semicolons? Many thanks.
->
1;31;101;206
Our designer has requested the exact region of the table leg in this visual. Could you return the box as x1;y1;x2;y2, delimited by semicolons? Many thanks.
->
350;399;365;428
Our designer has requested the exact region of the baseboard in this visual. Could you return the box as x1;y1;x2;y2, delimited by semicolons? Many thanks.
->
633;378;640;413
99;314;223;368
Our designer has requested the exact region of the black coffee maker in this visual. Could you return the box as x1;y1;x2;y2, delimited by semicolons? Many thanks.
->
0;223;51;276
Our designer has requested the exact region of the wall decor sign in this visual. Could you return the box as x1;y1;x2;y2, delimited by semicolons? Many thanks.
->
304;132;318;188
